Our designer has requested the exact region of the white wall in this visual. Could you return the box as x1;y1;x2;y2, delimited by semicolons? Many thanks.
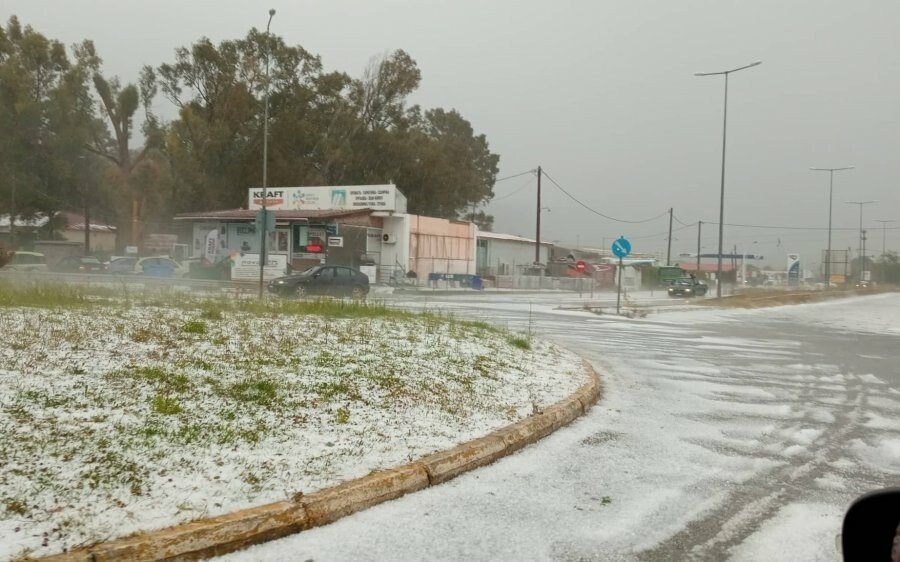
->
482;238;551;275
378;214;410;282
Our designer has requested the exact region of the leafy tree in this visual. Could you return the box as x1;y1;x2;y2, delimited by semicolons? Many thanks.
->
0;16;107;246
85;44;162;246
157;35;500;219
1;18;503;250
462;210;494;232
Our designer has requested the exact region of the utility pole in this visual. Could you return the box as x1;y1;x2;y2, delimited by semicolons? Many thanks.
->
862;229;868;282
875;220;894;282
666;207;673;266
84;202;91;256
9;175;15;250
845;200;877;283
696;220;702;274
535;165;542;264
78;154;91;256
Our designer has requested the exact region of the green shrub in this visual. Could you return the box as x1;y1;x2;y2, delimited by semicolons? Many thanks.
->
508;336;531;350
151;395;182;415
182;321;207;334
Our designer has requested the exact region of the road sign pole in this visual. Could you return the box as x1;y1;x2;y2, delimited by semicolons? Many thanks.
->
611;236;631;315
616;256;623;315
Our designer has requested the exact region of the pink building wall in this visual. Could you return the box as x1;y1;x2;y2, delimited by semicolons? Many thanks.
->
408;215;476;278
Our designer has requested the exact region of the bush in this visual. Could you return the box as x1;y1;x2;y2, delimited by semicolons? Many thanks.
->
182;321;207;334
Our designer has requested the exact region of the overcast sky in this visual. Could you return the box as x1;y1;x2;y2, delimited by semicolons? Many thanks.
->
6;0;900;267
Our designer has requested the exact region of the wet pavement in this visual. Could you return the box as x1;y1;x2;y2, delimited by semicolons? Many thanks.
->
221;293;900;561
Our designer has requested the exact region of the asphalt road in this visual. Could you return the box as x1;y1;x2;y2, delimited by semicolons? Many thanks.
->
222;293;899;561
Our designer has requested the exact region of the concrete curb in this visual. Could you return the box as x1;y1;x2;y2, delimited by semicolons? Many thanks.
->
39;362;600;562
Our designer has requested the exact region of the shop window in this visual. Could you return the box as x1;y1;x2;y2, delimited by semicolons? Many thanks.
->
292;224;309;252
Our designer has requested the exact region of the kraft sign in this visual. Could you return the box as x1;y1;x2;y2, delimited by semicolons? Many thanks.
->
248;185;407;213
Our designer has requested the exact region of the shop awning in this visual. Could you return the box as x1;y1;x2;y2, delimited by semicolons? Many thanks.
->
174;208;374;221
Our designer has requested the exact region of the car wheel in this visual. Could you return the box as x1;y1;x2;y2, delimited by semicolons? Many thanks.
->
351;285;366;300
294;284;308;298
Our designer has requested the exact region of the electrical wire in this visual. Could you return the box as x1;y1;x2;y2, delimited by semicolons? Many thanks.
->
628;222;697;240
672;214;693;227
540;169;671;224
672;216;900;231
490;175;535;202
493;169;536;184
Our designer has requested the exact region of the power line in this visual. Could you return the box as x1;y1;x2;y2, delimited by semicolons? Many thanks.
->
673;214;693;227
540;169;671;224
490;175;535;202
493;169;536;184
675;217;900;231
629;222;697;240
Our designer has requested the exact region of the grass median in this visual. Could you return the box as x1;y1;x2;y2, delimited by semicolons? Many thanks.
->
0;280;583;560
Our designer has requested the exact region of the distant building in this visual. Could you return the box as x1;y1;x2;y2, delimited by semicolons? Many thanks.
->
0;212;116;253
174;185;477;283
475;231;552;276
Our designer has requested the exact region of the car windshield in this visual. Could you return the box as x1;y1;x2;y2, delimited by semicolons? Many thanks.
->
294;266;322;277
674;279;692;286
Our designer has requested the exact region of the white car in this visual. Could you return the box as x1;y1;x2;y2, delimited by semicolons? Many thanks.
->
136;256;190;278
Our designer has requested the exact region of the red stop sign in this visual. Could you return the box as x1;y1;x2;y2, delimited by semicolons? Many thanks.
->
576;260;587;272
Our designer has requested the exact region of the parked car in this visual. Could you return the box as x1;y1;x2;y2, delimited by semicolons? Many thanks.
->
51;256;104;273
136;256;189;278
268;265;370;298
2;251;49;272
105;256;139;274
667;277;708;297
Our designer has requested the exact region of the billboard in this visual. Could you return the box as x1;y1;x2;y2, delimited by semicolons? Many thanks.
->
247;185;407;213
787;253;801;286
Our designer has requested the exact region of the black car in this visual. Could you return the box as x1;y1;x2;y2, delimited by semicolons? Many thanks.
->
51;256;104;274
667;277;708;297
268;265;370;298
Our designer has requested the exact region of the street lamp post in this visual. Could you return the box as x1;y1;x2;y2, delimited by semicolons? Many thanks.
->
810;166;853;287
844;200;877;283
258;8;276;299
695;60;762;298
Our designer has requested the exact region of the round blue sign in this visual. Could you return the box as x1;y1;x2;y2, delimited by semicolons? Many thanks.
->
611;236;632;258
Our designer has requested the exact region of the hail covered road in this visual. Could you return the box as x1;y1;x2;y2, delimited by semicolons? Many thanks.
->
222;292;900;561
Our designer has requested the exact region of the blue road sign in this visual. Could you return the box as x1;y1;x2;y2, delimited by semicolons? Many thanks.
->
611;236;632;258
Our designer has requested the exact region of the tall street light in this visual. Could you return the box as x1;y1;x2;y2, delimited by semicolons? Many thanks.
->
695;60;762;298
844;200;877;283
810;166;854;286
258;8;276;299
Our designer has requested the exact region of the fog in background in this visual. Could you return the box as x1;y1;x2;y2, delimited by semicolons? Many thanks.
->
6;0;899;268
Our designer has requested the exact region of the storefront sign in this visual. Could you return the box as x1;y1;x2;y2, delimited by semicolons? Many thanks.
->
230;253;287;282
248;185;406;213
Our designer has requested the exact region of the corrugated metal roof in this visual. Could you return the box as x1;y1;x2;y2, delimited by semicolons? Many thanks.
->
174;208;374;221
478;231;553;245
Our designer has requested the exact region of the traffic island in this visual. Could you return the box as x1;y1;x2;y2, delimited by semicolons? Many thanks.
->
37;362;600;562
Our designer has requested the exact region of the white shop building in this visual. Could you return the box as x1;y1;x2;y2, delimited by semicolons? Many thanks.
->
175;185;476;283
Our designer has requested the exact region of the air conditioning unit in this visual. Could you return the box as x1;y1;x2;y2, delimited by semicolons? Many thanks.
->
382;233;397;244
